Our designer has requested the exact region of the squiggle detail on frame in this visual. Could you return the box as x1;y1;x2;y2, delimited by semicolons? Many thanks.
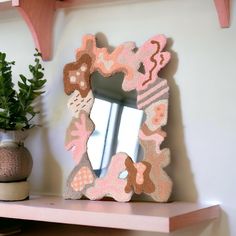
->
63;34;172;202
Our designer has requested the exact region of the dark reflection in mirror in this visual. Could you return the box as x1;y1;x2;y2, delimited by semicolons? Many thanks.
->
88;72;143;177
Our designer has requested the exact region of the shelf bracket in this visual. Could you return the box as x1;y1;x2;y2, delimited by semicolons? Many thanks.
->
214;0;230;28
12;0;56;61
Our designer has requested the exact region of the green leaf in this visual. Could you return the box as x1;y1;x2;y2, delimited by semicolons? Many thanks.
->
0;49;46;130
18;81;27;89
19;74;27;84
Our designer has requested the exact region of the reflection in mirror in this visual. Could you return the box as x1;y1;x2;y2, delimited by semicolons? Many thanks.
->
88;73;143;177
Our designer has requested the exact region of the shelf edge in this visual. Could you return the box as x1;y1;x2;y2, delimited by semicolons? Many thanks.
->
0;196;220;233
169;204;220;232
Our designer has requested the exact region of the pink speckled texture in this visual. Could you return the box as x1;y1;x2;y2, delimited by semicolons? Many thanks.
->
71;166;95;192
86;153;132;202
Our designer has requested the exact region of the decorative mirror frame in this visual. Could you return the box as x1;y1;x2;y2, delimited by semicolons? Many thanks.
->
63;34;172;202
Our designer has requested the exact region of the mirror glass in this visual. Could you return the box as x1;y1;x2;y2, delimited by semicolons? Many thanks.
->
88;72;143;177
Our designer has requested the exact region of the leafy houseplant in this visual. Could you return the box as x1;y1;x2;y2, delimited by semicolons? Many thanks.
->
0;49;46;130
0;50;46;201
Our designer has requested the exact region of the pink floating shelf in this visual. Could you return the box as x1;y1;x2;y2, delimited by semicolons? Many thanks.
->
0;195;220;233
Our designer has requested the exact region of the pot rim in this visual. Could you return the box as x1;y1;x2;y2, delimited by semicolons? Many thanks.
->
0;129;29;145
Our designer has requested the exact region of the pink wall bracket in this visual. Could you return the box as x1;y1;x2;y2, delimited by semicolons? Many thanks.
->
214;0;230;28
12;0;56;61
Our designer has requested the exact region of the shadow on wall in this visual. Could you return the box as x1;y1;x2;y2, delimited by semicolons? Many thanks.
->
160;39;230;236
159;38;198;202
27;97;63;195
95;32;115;52
211;210;230;236
41;127;63;195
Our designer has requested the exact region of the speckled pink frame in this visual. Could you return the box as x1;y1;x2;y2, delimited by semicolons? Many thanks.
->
63;34;172;202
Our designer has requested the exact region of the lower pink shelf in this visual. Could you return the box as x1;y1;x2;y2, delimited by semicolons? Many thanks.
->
0;195;220;233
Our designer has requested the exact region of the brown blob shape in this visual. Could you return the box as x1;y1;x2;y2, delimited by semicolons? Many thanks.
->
63;54;93;97
125;157;155;195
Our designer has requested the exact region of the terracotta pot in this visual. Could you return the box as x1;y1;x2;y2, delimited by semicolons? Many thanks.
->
0;130;33;182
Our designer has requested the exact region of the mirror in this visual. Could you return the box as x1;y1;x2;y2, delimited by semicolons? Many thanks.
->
89;73;143;177
63;34;172;202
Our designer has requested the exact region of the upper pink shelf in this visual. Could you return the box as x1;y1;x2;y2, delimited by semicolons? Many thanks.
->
0;0;231;61
0;195;220;233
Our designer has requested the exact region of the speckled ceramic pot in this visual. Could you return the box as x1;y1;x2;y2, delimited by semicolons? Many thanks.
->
0;130;32;182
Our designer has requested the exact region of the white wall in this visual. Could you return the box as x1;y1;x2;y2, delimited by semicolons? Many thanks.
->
0;0;235;235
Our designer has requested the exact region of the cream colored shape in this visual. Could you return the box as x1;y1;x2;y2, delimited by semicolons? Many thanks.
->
97;52;114;70
80;81;85;87
80;64;87;72
145;100;168;131
67;90;94;118
0;181;29;201
70;75;77;84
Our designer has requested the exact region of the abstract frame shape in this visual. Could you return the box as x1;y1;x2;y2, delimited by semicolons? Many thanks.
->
63;34;172;202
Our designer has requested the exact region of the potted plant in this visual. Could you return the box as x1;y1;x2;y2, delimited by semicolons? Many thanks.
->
0;49;46;201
